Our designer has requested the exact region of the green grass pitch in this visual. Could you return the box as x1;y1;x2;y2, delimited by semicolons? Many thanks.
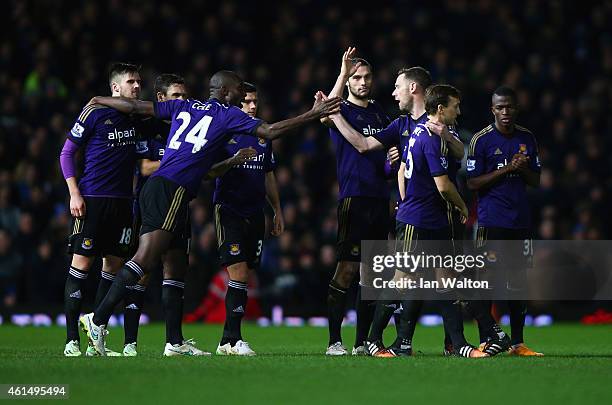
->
1;323;611;404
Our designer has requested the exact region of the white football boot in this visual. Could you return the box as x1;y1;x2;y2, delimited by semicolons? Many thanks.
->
63;340;81;357
325;342;348;356
79;313;107;356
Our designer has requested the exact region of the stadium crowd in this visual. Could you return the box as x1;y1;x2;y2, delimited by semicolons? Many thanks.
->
1;0;611;316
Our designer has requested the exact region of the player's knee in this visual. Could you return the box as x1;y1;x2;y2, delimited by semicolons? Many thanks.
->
226;262;249;282
333;261;359;288
162;249;188;280
71;254;94;271
102;255;125;274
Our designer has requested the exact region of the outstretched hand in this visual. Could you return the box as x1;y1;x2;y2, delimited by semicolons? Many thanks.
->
340;47;361;77
312;91;342;117
230;147;257;166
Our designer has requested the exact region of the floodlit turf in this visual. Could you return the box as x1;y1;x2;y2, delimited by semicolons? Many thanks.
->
1;323;611;404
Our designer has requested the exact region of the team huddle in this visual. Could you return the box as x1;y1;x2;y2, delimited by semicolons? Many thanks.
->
61;47;543;358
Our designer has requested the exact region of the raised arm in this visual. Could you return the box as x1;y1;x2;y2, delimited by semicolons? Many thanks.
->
255;92;341;140
88;96;154;116
321;47;360;128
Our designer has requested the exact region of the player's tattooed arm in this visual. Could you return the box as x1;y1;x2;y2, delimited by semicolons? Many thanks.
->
265;172;284;236
433;175;468;222
328;112;383;153
321;47;361;128
425;121;464;160
205;147;257;180
256;92;341;140
87;97;154;116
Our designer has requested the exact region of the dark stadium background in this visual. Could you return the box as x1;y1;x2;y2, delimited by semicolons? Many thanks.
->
1;0;610;322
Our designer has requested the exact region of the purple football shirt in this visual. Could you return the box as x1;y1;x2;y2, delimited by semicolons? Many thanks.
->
152;99;262;196
329;100;390;199
213;135;276;217
466;124;541;229
396;123;451;229
66;105;156;198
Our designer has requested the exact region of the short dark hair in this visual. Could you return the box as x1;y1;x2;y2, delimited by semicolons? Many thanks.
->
108;62;140;87
350;58;373;74
209;70;242;91
492;86;517;103
397;66;432;90
154;73;185;95
424;84;461;115
243;82;257;93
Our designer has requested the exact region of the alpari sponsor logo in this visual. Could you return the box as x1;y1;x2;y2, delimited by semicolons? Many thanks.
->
362;125;382;136
107;127;137;146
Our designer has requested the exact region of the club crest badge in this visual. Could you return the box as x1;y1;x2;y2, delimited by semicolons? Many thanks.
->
229;244;241;256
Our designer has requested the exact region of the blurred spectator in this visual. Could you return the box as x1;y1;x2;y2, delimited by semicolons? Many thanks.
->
0;229;22;308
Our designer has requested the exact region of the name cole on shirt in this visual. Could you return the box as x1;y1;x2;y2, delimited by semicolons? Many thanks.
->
191;101;212;111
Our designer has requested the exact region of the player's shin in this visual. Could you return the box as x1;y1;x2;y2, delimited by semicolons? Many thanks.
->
508;300;526;345
93;260;143;326
221;279;248;346
162;279;185;345
477;300;493;343
124;284;146;345
327;280;348;345
64;266;88;343
367;294;399;343
437;298;468;349
95;271;115;308
395;299;423;349
354;284;376;348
